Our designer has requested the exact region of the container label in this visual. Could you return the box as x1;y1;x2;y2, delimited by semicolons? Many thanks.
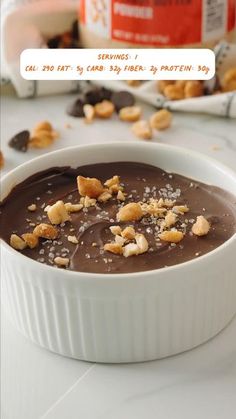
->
80;0;235;46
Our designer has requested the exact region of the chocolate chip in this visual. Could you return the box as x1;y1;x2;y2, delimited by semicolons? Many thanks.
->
67;97;85;117
71;20;79;41
100;87;112;101
47;35;61;49
8;130;30;152
85;88;103;105
111;91;135;112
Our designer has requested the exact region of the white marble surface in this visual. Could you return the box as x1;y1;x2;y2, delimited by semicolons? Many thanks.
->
1;94;236;419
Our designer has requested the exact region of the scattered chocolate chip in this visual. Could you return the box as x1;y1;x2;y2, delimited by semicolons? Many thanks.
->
67;97;85;117
85;88;103;105
99;87;112;101
71;20;79;41
111;91;135;112
8;130;30;152
47;35;61;49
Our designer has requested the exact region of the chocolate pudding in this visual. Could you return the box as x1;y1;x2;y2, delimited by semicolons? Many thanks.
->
0;162;235;274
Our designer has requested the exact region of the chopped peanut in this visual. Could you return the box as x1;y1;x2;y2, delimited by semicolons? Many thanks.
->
54;256;70;267
77;176;104;198
21;233;39;249
33;223;58;239
164;211;177;227
222;67;236;92
83;104;95;123
135;233;149;254
104;242;123;255
117;190;125;201
149;109;172;130
81;195;97;208
159;230;184;243
123;243;140;257
115;235;127;246
110;225;122;236
27;203;37;212
104;175;120;188
47;200;71;225
117;203;143;222
157;80;175;94
132;120;152;140
172;205;189;214
98;191;112;202
95;100;114;118
29;131;54;149
67;235;79;244
10;234;27;250
192;215;210;236
184;81;203;98
119;106;141;122
164;84;185;100
65;203;83;213
0;151;4;169
126;80;142;87
33;121;52;133
121;226;136;240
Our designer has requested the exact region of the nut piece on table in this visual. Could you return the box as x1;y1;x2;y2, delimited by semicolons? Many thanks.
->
77;175;104;198
159;230;184;243
83;104;95;123
104;242;123;255
0;151;4;169
164;84;185;100
54;256;70;267
47;200;71;225
21;233;39;249
126;80;142;87
33;223;58;239
192;215;210;236
149;109;172;130
95;100;115;118
184;81;203;98
119;106;142;122
29;131;54;149
132;120;152;140
10;234;27;250
117;203;143;222
222;67;236;92
33;121;52;133
157;80;175;94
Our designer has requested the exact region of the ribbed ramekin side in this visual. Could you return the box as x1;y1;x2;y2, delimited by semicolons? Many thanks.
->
2;250;236;363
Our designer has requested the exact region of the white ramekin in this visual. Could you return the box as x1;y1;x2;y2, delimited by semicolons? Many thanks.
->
1;142;236;363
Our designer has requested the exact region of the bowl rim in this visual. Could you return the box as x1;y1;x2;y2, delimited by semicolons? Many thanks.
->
1;141;236;281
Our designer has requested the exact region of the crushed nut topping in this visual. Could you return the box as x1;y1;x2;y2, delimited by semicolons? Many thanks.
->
192;215;210;236
77;176;104;198
47;200;71;225
104;225;149;258
159;230;184;243
54;256;70;267
27;203;37;212
117;202;143;222
21;233;39;249
10;234;27;250
65;203;83;213
33;223;58;239
67;235;79;244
